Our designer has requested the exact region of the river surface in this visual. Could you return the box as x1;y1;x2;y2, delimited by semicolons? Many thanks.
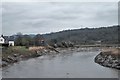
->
2;50;119;78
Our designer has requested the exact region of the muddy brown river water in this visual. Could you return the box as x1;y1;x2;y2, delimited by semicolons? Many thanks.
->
2;50;119;78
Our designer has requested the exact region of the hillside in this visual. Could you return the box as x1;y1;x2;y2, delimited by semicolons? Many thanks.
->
43;25;119;45
7;25;119;46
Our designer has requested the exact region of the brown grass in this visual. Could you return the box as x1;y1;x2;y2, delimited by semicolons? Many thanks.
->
102;48;120;55
29;46;45;51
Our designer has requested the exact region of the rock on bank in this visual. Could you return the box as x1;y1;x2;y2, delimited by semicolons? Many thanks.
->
94;48;120;70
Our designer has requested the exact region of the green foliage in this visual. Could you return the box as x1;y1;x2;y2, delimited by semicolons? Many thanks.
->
14;25;119;46
44;25;119;45
34;34;45;46
15;34;45;46
15;35;33;46
2;46;32;58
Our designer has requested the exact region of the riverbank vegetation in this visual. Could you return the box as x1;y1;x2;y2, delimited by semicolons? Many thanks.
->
1;46;58;67
4;25;119;47
1;25;120;69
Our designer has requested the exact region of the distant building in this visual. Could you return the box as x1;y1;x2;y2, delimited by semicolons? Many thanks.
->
0;35;14;46
9;41;14;46
95;40;101;46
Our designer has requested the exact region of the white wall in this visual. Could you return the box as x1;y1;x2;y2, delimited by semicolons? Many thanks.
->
9;41;14;46
0;37;5;44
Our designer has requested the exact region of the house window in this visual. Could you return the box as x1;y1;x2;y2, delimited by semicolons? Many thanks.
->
0;39;3;41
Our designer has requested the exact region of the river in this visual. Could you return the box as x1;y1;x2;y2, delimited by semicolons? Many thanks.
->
2;49;119;78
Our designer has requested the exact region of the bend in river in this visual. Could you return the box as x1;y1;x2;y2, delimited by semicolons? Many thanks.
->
2;49;119;78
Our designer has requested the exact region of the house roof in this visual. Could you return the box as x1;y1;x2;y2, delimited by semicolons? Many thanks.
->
0;36;4;39
8;36;14;41
3;36;9;40
1;35;14;41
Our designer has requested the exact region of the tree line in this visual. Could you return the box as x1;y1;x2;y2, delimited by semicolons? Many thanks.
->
9;25;119;47
14;33;46;47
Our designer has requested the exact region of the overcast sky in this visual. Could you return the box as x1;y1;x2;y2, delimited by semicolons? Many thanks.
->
1;2;118;35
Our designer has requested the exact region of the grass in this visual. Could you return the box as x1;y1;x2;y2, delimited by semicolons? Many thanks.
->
2;46;35;59
101;48;120;56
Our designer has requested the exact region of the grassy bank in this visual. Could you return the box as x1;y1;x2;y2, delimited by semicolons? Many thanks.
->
1;46;49;67
1;45;62;67
101;48;120;56
2;46;35;58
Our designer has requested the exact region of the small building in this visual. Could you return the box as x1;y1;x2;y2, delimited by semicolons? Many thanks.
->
9;41;14;46
95;40;101;46
0;35;14;46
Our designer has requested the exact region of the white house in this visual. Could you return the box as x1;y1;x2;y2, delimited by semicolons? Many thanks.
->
0;35;14;46
9;41;14;46
0;36;5;44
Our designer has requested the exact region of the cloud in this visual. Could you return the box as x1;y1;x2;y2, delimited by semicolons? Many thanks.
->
0;3;2;35
2;2;118;35
2;0;119;2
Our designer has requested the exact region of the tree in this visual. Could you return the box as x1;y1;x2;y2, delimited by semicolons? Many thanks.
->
34;34;44;46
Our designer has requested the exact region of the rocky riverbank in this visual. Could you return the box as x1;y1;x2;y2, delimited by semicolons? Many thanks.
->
94;48;120;70
1;46;60;68
1;45;101;68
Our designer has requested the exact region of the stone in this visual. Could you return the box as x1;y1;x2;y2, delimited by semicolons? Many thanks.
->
94;51;120;70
